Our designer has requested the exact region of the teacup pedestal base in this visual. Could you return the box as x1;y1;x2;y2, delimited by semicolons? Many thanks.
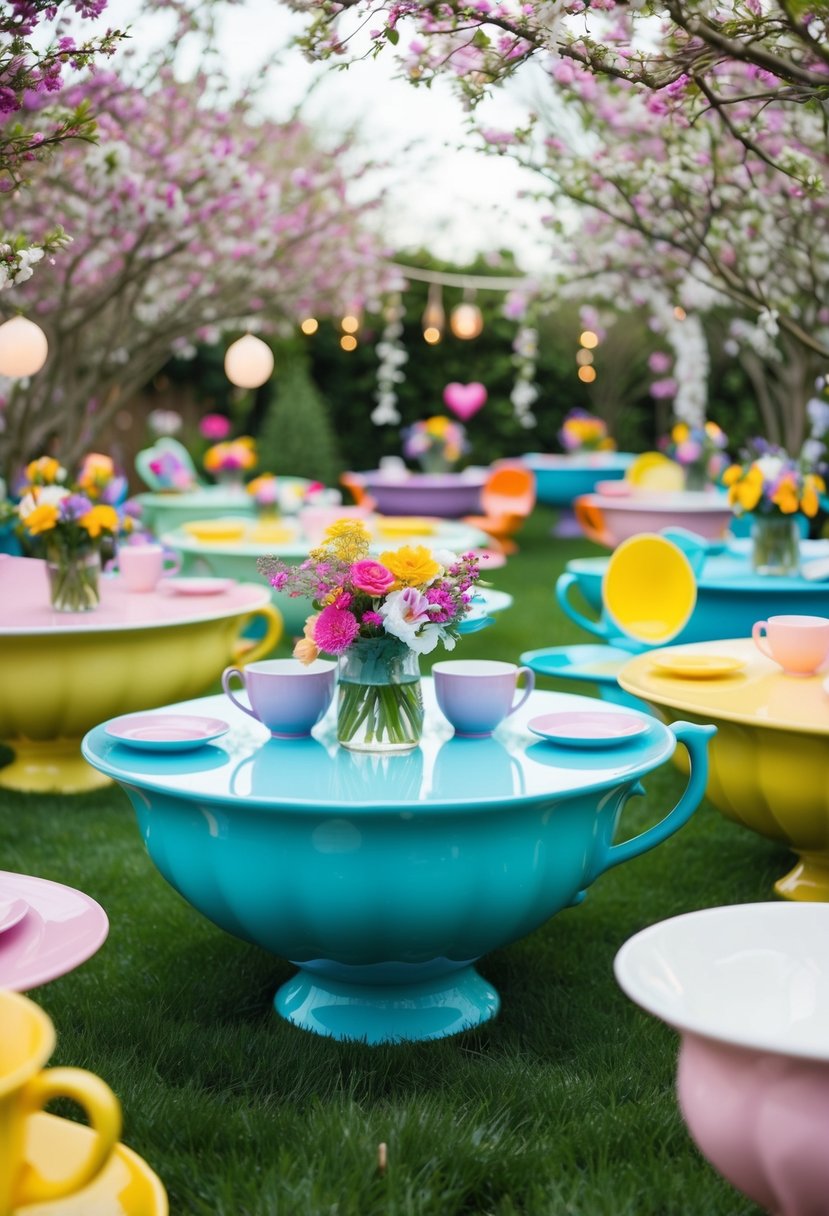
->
274;964;500;1043
0;737;112;793
774;853;829;902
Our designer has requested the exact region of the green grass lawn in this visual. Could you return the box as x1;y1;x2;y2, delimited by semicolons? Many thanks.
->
0;506;778;1215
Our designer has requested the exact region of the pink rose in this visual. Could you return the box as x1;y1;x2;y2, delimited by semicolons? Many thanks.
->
350;559;395;597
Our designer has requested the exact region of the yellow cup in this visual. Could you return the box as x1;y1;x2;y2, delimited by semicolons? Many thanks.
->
0;990;122;1214
602;533;697;645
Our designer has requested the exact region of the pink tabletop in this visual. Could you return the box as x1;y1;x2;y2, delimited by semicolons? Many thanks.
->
0;871;109;991
0;555;269;634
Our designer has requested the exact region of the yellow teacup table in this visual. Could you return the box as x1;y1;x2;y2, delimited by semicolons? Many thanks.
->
0;556;281;794
618;637;829;900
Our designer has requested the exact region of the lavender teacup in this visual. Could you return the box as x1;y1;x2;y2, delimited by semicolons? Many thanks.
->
432;659;535;737
222;658;337;738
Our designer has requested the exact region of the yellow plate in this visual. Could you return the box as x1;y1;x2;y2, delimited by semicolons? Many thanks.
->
183;519;247;542
649;652;747;679
19;1112;168;1215
249;523;296;544
374;517;438;537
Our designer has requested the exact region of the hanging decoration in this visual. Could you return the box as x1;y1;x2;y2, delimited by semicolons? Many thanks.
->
224;333;274;389
450;291;483;340
421;283;445;345
511;325;539;428
443;382;488;422
371;294;407;426
0;316;48;378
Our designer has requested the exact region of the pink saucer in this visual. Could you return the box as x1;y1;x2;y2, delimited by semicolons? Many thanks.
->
0;871;109;991
159;577;234;596
0;896;28;934
528;711;650;748
105;713;229;751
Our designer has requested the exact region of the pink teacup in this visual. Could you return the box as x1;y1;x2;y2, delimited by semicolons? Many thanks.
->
117;543;180;592
432;659;535;737
752;614;829;676
222;658;337;738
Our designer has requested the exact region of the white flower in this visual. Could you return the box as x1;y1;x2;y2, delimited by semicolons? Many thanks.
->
380;588;444;654
755;454;785;482
18;485;70;520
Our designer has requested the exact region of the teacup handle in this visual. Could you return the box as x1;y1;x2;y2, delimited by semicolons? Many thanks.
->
507;667;535;718
221;667;260;722
587;721;716;881
752;620;772;660
230;603;284;666
573;497;613;547
15;1067;122;1207
555;573;610;641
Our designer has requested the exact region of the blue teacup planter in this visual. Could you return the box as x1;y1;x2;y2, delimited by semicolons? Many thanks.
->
83;687;714;1045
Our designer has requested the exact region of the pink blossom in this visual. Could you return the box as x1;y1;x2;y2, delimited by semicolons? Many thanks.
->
350;559;395;596
650;378;678;400
648;351;672;374
313;604;360;654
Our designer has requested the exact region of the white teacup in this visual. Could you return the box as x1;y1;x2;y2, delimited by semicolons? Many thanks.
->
117;543;180;592
432;659;535;737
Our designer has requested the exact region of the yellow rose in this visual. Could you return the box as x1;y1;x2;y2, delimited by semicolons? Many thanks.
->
23;503;59;534
733;467;764;512
380;545;441;588
79;504;119;538
771;475;799;515
722;464;743;487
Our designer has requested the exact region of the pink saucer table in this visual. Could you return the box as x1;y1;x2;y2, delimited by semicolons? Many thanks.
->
0;555;280;793
0;870;109;991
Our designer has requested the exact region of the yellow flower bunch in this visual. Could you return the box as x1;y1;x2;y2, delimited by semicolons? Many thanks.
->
203;436;257;475
723;450;826;518
559;409;616;453
379;545;442;589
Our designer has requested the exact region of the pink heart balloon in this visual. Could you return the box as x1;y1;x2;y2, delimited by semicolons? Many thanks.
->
442;382;488;421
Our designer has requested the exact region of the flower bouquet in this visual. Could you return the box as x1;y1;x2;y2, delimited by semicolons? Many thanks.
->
558;409;615;454
258;520;481;752
16;454;133;611
723;433;826;575
203;436;257;484
659;420;729;490
401;416;468;474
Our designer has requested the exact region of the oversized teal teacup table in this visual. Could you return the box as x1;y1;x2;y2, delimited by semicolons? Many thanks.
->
81;685;714;1044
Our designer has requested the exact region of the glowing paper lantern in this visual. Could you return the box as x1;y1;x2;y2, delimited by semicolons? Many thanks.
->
0;316;48;377
450;302;483;340
224;334;274;389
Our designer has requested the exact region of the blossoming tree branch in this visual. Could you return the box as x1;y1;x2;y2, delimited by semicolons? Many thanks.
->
0;60;397;478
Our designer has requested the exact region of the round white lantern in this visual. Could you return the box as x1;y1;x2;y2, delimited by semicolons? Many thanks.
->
450;302;484;341
0;316;48;377
224;334;274;389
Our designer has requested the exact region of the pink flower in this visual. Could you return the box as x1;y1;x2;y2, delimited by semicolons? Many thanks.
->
648;351;672;374
313;604;359;654
350;559;395;596
199;413;231;440
650;377;678;400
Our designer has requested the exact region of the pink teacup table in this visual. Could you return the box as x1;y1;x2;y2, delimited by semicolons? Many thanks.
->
0;555;281;793
0;870;109;991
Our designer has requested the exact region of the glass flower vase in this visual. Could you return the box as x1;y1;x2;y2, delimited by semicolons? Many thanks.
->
417;452;453;475
751;514;800;577
46;550;101;612
337;636;423;753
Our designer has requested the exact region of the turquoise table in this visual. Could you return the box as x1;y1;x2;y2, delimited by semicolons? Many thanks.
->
81;684;713;1044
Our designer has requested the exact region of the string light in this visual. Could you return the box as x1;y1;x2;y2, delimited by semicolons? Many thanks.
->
578;366;597;383
0;316;48;377
300;317;319;335
421;283;445;343
576;349;594;367
341;313;361;335
224;334;274;388
340;334;358;352
450;291;483;340
579;330;599;349
673;306;687;321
